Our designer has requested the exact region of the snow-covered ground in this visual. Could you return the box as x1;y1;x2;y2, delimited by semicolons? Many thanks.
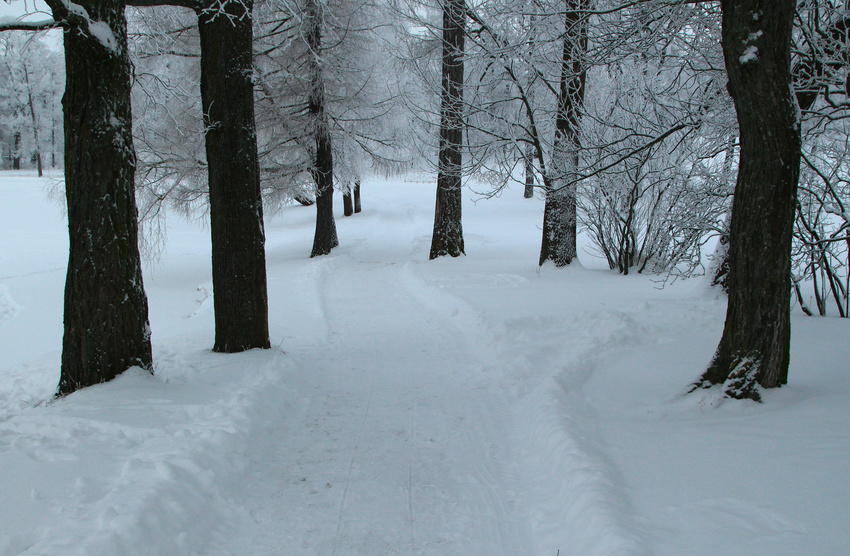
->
0;171;848;555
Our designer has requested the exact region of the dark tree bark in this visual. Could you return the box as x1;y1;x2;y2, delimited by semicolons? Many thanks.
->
430;0;465;259
12;132;21;170
695;0;801;401
343;185;354;217
43;0;153;395
197;0;271;352
539;0;586;267
353;179;362;213
306;0;339;258
523;146;535;199
711;10;845;291
52;120;56;168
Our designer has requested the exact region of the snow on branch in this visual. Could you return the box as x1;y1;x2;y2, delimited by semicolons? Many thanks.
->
42;0;120;52
0;16;62;32
199;0;253;26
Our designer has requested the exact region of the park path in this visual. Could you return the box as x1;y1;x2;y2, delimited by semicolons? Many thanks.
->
208;242;535;555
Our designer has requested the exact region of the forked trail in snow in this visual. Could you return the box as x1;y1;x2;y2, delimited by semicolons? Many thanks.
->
210;253;535;555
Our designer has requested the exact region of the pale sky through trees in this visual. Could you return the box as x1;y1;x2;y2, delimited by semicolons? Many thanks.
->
0;1;61;48
0;1;51;21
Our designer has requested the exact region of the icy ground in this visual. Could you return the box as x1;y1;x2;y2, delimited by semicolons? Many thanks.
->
0;171;848;555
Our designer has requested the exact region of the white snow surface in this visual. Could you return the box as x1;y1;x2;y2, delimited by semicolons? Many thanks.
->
0;171;848;555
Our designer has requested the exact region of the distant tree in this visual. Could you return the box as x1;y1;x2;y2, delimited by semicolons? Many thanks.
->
343;183;354;216
0;33;63;173
304;0;340;257
342;179;362;216
252;0;402;252
353;179;362;213
693;0;800;401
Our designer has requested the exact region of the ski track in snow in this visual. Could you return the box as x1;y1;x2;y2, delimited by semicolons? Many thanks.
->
209;240;536;555
205;215;662;555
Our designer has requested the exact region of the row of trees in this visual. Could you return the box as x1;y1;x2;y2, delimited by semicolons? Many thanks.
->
1;0;398;395
2;0;271;395
1;0;847;401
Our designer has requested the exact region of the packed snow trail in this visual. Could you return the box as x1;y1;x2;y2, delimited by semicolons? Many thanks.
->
8;175;845;554
209;253;535;555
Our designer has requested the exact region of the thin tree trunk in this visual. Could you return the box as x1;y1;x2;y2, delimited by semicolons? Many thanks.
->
51;101;57;168
12;131;21;170
539;0;586;267
430;0;465;259
524;145;535;198
353;179;361;213
696;0;800;400
47;0;153;395
307;0;339;257
709;137;736;291
198;0;271;352
523;36;536;200
23;64;43;177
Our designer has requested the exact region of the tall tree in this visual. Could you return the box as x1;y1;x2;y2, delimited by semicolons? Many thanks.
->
429;0;465;259
305;0;340;257
196;0;271;351
694;0;800;400
538;0;586;267
251;0;401;240
125;0;271;351
13;0;155;395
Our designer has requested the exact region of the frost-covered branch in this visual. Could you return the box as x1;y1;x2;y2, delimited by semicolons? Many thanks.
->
0;17;62;31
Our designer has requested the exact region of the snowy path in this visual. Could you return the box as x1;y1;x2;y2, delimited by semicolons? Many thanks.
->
210;252;534;555
3;174;848;555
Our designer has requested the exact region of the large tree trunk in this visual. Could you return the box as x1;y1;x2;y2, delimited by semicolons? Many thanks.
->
198;0;271;352
429;0;465;259
539;0;586;267
307;0;339;258
50;0;153;395
696;0;800;401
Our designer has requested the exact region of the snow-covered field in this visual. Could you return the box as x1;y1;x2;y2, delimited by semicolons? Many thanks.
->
0;170;848;555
